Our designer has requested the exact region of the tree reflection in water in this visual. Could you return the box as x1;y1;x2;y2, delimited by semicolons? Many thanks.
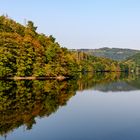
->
0;80;77;136
0;72;140;137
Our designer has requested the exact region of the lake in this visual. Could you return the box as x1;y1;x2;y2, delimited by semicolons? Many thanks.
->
0;73;140;140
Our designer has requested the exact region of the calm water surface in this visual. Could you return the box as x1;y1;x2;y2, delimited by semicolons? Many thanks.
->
0;73;140;140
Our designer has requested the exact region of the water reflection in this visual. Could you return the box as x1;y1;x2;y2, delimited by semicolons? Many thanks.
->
77;72;140;91
0;73;140;138
0;80;77;137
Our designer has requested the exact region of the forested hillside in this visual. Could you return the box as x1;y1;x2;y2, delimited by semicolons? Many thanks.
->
0;16;128;78
72;47;140;61
125;53;140;65
124;53;140;73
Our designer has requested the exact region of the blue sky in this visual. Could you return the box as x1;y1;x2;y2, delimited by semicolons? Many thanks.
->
1;0;140;50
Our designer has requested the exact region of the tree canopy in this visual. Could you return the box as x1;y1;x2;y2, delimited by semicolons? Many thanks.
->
0;15;129;78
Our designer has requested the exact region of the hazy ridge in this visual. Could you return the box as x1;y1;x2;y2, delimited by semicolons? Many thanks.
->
71;47;140;61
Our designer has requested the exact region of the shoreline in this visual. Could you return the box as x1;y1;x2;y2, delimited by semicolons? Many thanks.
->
0;76;69;80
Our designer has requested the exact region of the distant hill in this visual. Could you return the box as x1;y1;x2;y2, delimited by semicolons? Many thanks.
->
71;47;140;61
125;52;140;65
123;52;140;73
